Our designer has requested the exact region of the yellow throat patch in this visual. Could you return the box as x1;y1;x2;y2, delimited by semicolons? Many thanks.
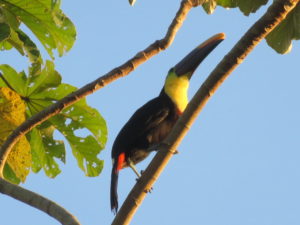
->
164;71;189;113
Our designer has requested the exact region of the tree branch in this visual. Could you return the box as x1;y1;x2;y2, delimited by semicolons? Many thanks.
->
0;178;81;225
111;0;299;224
0;0;199;176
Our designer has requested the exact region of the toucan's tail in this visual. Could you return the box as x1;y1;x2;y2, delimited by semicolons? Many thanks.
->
110;162;119;214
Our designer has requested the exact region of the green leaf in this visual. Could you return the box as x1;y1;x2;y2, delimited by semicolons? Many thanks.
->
0;40;13;50
0;64;27;95
45;83;77;100
216;0;268;16
41;125;65;163
15;30;42;65
0;63;107;178
5;28;26;55
0;23;10;42
203;0;217;15
26;83;76;117
28;129;44;173
3;163;20;184
0;28;43;65
49;101;107;177
68;135;104;177
0;6;20;29
1;0;76;58
27;61;61;96
0;7;42;64
63;100;108;147
29;128;63;178
266;3;300;54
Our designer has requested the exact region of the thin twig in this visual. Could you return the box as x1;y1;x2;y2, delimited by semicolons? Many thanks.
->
0;178;81;225
111;0;299;224
0;0;199;176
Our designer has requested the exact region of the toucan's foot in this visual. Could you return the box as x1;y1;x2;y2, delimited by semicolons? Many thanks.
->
135;170;153;193
128;159;141;178
148;144;160;152
135;170;149;182
135;170;145;182
149;143;179;154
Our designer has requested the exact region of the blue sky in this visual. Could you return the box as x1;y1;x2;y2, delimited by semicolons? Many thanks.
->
1;1;300;225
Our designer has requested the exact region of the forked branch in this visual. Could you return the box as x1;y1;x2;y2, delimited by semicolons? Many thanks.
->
112;0;299;224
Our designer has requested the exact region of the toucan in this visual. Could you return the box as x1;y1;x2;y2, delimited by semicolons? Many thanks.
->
110;33;225;213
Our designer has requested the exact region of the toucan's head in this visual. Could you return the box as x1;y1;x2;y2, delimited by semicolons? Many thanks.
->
163;33;225;113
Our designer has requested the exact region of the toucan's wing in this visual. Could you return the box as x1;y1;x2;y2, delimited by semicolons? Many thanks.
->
134;97;170;131
112;96;170;153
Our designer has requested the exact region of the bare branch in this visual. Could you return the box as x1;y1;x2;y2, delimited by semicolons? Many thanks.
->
0;178;81;225
111;0;299;224
0;0;196;176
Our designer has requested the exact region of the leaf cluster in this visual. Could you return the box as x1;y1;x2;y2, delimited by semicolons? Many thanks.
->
202;0;300;54
0;0;107;183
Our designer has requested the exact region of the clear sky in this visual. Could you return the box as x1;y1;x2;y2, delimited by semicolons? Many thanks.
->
1;1;300;225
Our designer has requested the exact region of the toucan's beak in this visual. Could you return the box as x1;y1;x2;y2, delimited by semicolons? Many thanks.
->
174;33;225;79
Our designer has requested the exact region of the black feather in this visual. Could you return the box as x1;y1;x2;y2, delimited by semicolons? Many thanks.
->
110;162;119;214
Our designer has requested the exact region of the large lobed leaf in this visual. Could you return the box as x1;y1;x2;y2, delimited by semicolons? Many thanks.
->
0;0;76;59
0;87;31;183
0;63;107;180
29;127;64;178
266;3;300;54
